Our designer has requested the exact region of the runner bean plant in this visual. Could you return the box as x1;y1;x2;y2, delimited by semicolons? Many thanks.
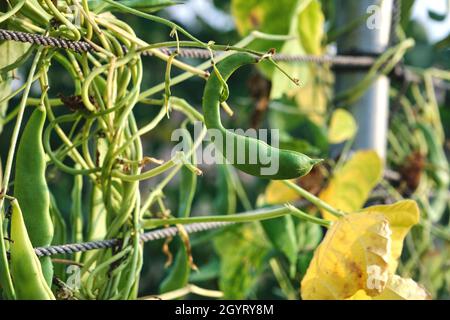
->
0;0;448;300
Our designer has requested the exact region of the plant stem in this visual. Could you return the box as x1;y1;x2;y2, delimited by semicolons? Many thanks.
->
142;206;292;229
282;180;345;218
284;204;331;227
269;258;298;300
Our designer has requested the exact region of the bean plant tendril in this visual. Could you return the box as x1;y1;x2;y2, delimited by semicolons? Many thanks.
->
0;0;448;301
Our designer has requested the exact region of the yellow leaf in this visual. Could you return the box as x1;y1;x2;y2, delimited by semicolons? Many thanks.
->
297;0;325;55
294;77;328;125
346;290;371;300
359;200;420;273
374;275;431;300
301;213;391;300
348;275;430;300
264;180;299;204
328;109;358;144
319;150;383;220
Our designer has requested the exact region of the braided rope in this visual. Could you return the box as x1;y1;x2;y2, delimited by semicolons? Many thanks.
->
154;47;376;66
34;222;233;257
0;28;375;67
0;29;94;53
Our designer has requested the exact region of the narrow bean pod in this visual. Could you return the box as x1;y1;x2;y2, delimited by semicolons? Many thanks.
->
13;106;54;285
202;53;321;180
9;199;55;300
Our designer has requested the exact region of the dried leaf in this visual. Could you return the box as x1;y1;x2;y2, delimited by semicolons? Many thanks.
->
374;275;431;300
349;275;431;300
359;200;420;273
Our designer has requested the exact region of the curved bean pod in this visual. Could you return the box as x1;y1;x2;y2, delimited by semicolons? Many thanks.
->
202;53;321;180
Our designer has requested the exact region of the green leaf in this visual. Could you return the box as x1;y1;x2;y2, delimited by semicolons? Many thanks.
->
297;0;324;55
189;259;220;283
231;0;300;77
268;99;328;155
0;39;31;71
270;0;327;112
261;216;298;271
214;224;269;299
160;239;190;293
297;220;322;250
269;39;309;98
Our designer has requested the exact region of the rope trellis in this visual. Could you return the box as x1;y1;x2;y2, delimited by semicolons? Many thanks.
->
0;28;375;67
34;222;233;257
0;29;94;53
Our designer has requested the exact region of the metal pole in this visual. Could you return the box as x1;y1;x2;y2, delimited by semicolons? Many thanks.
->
335;0;393;160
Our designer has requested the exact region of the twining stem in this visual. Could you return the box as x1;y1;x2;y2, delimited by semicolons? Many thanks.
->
142;206;292;229
138;31;294;100
95;18;209;78
142;204;331;229
282;180;345;218
140;284;223;300
100;0;205;46
284;204;331;227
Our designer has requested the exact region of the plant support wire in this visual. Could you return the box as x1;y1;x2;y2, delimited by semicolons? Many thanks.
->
34;222;233;257
0;28;376;67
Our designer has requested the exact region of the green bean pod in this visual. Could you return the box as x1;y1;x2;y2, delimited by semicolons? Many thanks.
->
202;53;321;180
9;199;55;300
13;106;54;285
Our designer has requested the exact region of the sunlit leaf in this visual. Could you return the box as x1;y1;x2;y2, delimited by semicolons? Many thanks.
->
374;275;431;300
271;0;327;121
346;290;372;300
359;200;420;273
301;213;391;299
348;275;431;300
231;0;299;77
294;78;329;125
265;180;299;204
328;108;357;144
319;150;383;220
269;38;309;99
297;0;324;55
